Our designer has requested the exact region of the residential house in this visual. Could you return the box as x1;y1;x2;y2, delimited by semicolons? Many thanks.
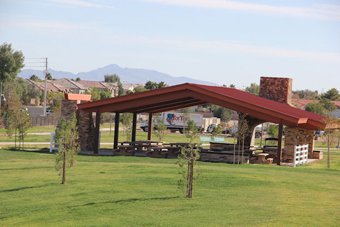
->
53;78;87;94
76;80;119;97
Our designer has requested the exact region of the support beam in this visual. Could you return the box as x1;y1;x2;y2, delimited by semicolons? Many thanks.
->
114;112;120;150
132;113;137;142
277;122;284;165
148;113;153;140
94;112;101;154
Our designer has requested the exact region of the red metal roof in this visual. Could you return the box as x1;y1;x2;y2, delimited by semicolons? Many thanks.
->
77;83;330;130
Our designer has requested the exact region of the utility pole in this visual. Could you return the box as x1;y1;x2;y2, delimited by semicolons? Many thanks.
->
43;58;48;117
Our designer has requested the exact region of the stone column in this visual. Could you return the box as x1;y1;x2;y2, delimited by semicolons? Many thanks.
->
284;127;315;162
77;109;95;151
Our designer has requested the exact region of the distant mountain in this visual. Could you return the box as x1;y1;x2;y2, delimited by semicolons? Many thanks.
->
19;64;218;86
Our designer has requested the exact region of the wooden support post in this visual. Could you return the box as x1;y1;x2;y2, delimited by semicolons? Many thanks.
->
132;113;137;142
277;122;283;165
94;112;101;154
114;112;120;150
148;113;153;140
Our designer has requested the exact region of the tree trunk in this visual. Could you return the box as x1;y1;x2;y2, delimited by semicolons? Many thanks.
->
328;137;331;169
233;136;236;164
62;151;66;184
242;134;244;164
238;136;240;164
187;147;194;198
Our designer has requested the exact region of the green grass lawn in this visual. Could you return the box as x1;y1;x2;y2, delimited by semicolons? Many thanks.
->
0;127;337;151
1;149;339;226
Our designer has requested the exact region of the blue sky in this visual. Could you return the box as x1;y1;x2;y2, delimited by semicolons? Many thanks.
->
1;0;339;92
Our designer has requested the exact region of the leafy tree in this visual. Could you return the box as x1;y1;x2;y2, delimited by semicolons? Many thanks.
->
293;89;319;100
155;120;167;141
158;81;166;89
76;77;81;81
15;77;28;104
130;86;149;93
29;75;39;81
117;81;124;96
145;81;158;90
121;113;133;141
267;125;278;138
305;102;325;115
104;74;120;83
46;73;53;80
48;92;64;123
26;82;41;105
86;88;101;101
322;88;340;101
0;43;25;85
145;81;167;90
320;98;337;112
55;113;79;184
213;106;232;122
100;88;112;100
245;83;259;95
177;120;201;198
229;84;236;88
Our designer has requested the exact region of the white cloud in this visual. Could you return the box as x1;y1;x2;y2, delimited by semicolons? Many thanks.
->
51;0;114;9
140;0;340;21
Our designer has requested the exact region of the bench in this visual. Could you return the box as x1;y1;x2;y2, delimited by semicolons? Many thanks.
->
200;137;211;145
213;137;225;142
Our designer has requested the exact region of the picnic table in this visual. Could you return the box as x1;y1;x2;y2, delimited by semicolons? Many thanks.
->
162;143;193;158
249;153;273;164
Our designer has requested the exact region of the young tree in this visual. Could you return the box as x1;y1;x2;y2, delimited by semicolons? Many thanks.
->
121;113;133;141
17;108;32;150
238;114;249;164
180;107;191;134
211;124;222;139
321;113;340;169
3;83;21;138
177;120;201;198
155;120;167;141
55;113;79;184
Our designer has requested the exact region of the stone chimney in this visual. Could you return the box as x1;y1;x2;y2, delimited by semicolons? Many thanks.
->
259;77;292;105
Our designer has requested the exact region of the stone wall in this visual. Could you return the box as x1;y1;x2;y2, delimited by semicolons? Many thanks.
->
283;127;315;162
259;77;293;105
200;152;250;164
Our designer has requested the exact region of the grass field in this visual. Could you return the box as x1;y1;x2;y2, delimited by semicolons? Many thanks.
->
1;149;339;226
1;127;337;151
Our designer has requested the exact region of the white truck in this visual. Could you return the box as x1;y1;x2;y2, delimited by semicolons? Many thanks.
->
140;112;203;133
